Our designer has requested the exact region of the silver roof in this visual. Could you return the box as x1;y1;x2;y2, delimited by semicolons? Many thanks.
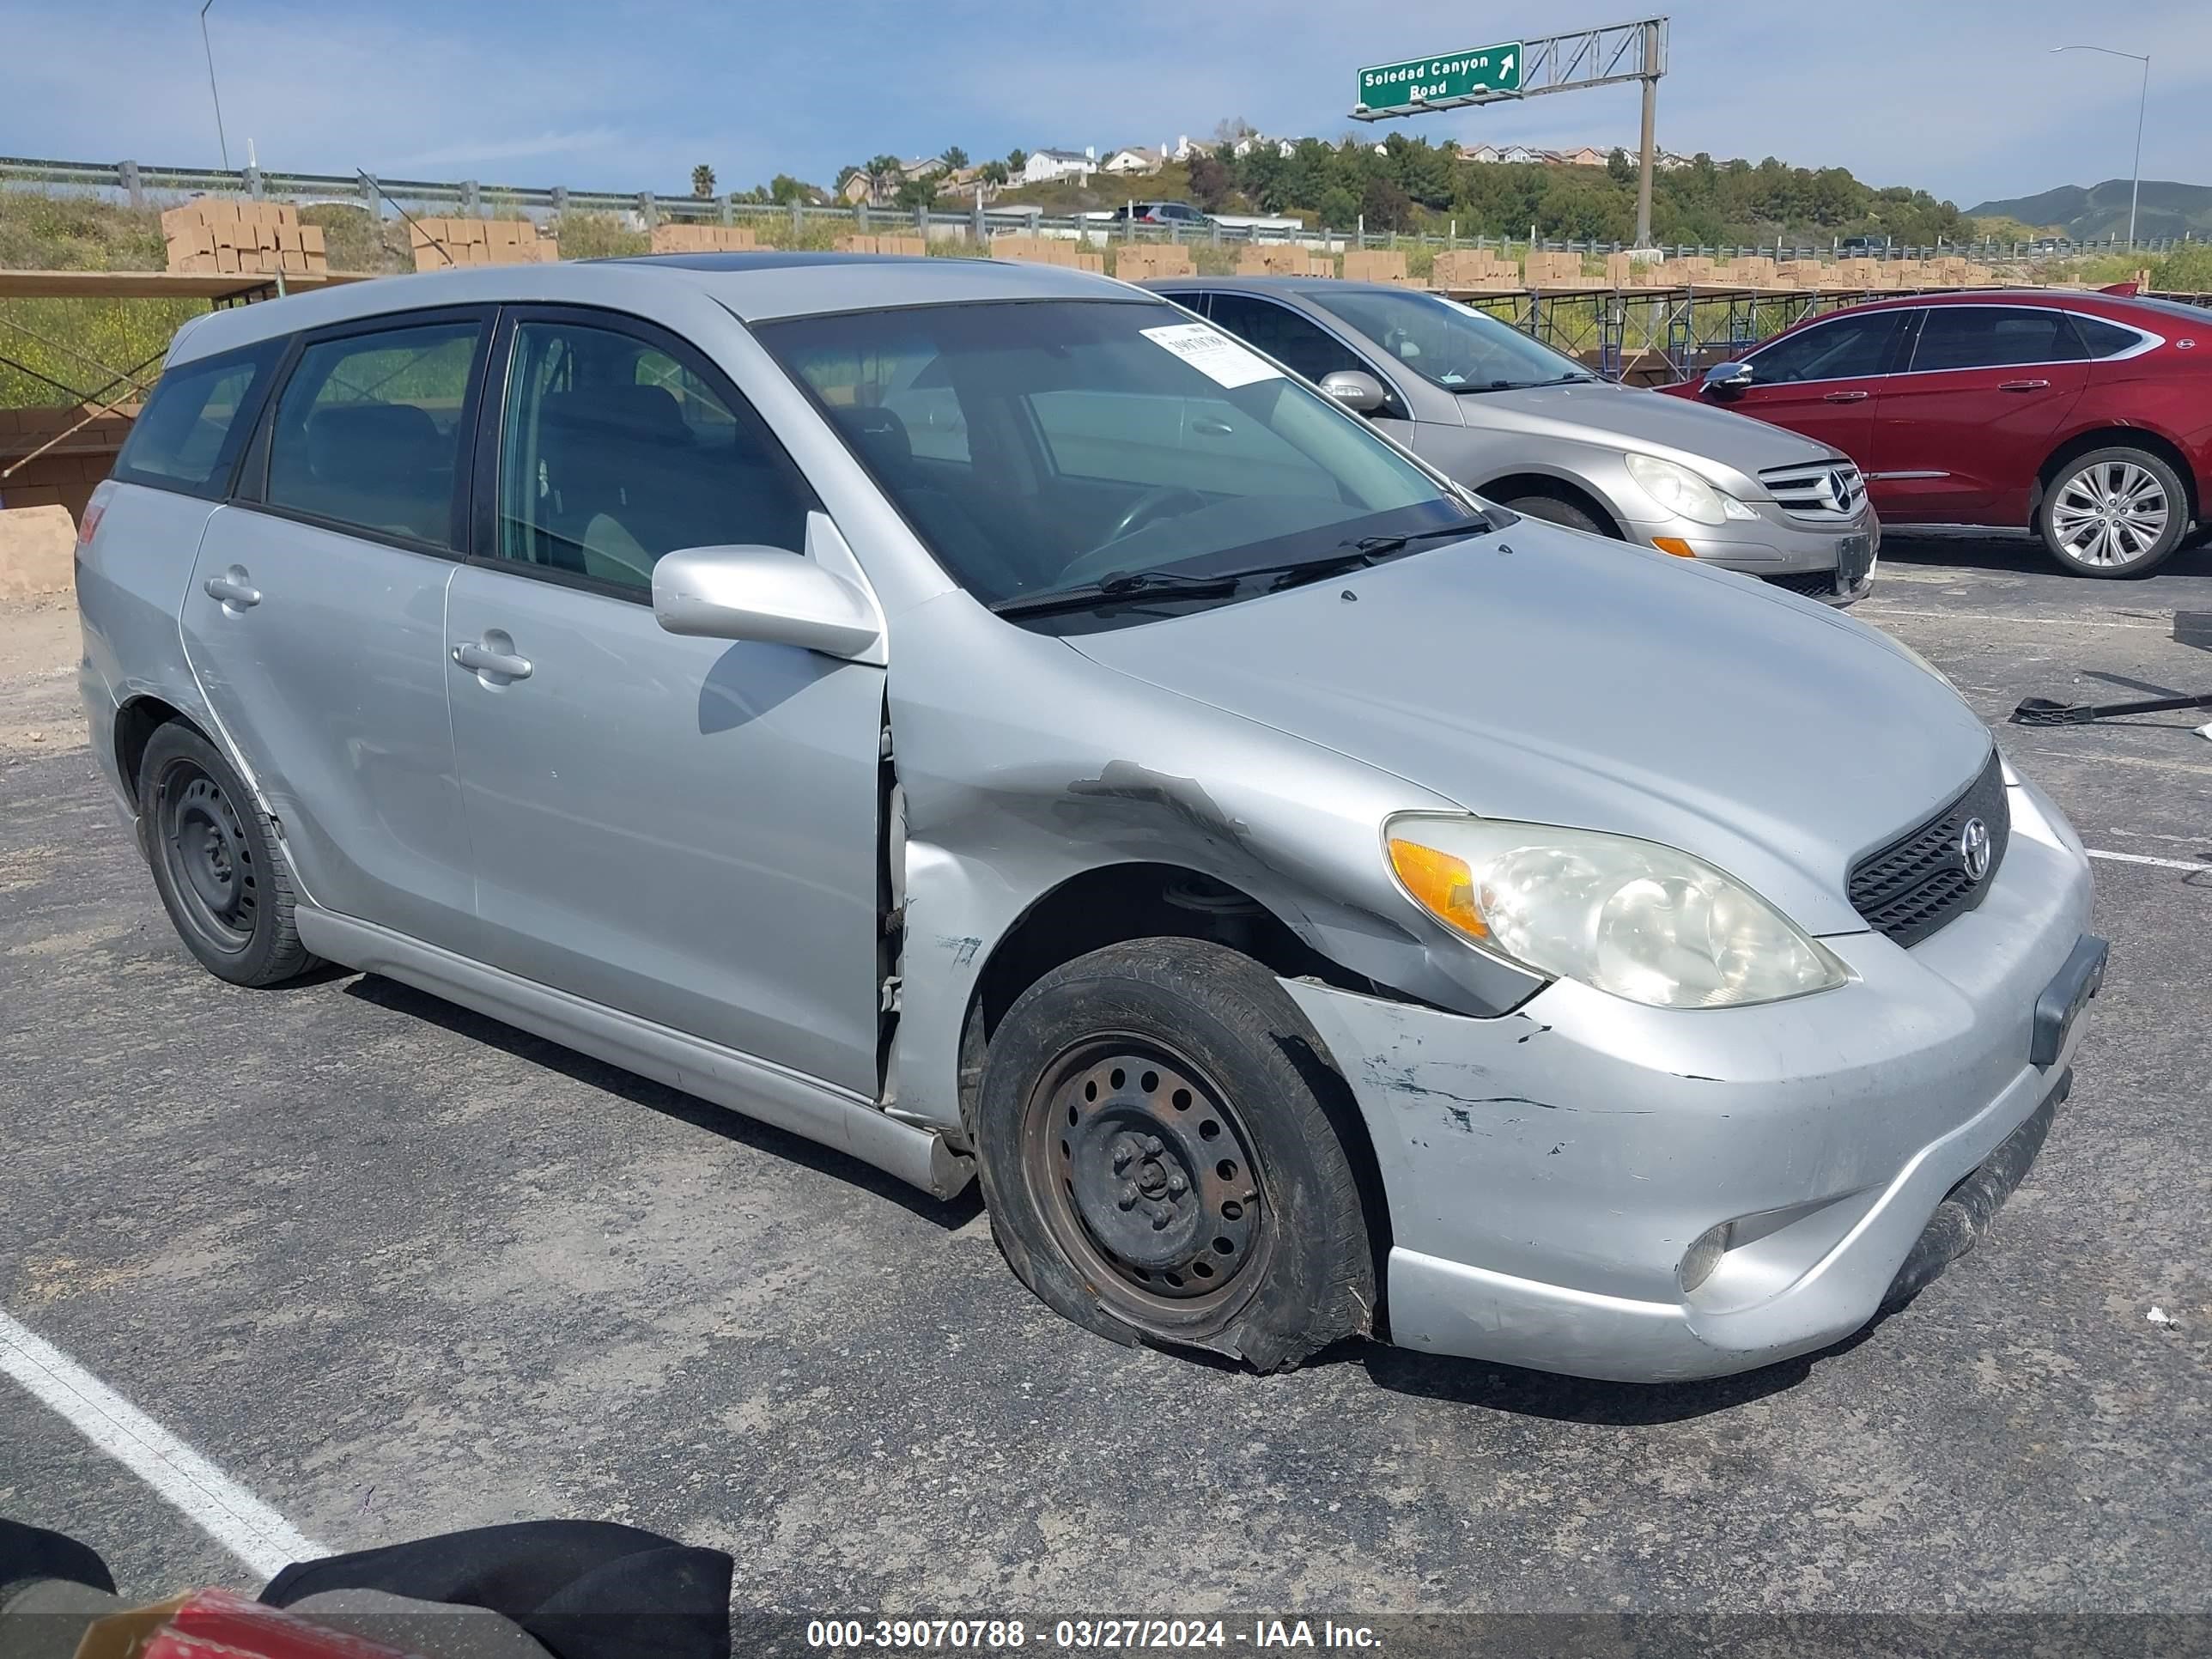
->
167;253;1141;364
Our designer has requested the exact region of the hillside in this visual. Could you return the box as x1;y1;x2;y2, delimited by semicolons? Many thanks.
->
1966;179;2212;240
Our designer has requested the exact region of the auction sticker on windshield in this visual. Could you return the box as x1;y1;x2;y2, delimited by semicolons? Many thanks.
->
1141;323;1281;389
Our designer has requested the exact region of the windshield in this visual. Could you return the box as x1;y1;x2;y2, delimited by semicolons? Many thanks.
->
1303;288;1595;392
755;299;1481;623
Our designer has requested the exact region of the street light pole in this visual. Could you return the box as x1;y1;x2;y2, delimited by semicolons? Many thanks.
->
199;0;230;173
2050;45;2149;249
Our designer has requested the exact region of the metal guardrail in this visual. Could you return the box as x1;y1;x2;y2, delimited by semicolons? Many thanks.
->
2;155;2200;262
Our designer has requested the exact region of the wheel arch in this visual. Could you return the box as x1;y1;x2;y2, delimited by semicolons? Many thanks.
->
955;860;1396;1309
112;694;204;810
1478;471;1628;539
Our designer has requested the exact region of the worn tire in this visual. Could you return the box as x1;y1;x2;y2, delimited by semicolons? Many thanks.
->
2036;447;2190;578
1500;492;1610;538
138;721;317;987
974;938;1375;1372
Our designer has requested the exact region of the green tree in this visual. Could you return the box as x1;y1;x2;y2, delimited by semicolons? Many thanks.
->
1006;148;1028;173
690;164;716;199
863;154;902;203
1186;153;1234;212
977;160;1010;186
1607;148;1634;186
939;146;969;173
768;174;811;205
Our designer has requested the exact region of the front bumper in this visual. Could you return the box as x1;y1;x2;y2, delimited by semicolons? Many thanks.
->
1281;771;2098;1382
1621;505;1880;606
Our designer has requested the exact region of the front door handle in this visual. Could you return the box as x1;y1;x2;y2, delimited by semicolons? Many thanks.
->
1998;379;2051;392
453;641;533;680
203;568;261;609
1821;390;1870;404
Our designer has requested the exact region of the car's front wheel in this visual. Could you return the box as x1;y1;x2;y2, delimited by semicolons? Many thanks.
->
974;939;1375;1372
138;721;317;987
2038;447;2189;578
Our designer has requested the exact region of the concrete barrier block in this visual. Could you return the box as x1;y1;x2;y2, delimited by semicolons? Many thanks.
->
0;505;77;600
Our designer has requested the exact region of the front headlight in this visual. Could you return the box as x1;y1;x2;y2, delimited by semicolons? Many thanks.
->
1624;453;1759;527
1385;815;1850;1008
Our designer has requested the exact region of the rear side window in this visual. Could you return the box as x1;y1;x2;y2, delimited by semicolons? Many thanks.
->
1206;294;1369;385
112;342;278;498
264;319;484;549
1909;307;2085;372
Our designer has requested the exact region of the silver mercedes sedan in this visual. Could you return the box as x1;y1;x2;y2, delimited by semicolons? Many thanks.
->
1147;275;1880;605
77;252;2100;1382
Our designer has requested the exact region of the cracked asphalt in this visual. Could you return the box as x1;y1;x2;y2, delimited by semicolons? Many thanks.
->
2;536;2208;1621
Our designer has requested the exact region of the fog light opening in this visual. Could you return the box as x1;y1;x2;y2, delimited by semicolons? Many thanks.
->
1678;1221;1734;1293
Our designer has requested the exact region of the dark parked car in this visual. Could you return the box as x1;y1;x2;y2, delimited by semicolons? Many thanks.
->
1103;201;1212;227
1661;289;2212;575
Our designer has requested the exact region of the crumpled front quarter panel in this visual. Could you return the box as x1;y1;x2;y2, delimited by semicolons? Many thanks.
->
880;591;1541;1133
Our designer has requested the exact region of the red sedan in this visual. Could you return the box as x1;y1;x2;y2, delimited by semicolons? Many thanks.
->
1660;289;2211;576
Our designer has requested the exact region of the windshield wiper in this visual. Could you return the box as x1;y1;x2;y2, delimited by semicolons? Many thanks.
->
1455;372;1598;394
991;520;1501;620
990;568;1243;619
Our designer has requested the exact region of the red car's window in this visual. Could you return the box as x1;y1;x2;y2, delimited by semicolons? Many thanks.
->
1747;311;1903;384
1909;307;2086;372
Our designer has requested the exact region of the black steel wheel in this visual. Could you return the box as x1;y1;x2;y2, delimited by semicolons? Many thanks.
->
1023;1037;1268;1316
137;720;316;987
976;938;1376;1371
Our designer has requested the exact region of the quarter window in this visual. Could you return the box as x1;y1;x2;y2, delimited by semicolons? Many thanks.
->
1909;307;2086;372
112;342;278;498
2069;315;2144;359
493;319;811;593
264;320;483;547
1746;311;1904;385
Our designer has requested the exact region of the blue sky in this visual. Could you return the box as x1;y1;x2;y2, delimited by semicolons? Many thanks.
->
4;0;2207;208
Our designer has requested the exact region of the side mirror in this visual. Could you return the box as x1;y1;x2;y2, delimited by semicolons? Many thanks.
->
1318;369;1388;415
1701;361;1754;398
653;544;883;661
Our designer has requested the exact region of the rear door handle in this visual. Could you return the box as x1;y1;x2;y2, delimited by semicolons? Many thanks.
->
452;641;533;680
203;569;261;609
1820;390;1870;404
1998;379;2051;392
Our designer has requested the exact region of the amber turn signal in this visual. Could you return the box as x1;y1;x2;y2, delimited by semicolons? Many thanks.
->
1387;836;1486;938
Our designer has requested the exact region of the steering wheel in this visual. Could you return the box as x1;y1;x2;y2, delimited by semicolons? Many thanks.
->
1100;485;1207;549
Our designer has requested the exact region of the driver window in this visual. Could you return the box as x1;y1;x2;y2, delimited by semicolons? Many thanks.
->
495;320;811;593
1205;295;1369;385
1747;311;1905;386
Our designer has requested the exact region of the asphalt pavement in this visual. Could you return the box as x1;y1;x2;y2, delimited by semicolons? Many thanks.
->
2;538;2207;1621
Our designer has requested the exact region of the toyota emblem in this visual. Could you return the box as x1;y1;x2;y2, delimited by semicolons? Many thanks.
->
1959;817;1991;883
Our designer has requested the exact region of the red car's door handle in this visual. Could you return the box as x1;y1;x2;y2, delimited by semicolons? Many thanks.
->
1998;379;2051;392
1820;390;1870;403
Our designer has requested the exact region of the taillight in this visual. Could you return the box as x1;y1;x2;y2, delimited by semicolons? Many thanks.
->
77;482;115;547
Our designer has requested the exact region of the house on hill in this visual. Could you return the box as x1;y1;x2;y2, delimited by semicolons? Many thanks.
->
1103;147;1163;175
1024;147;1097;184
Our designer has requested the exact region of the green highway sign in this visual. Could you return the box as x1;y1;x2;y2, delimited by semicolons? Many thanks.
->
1357;42;1523;112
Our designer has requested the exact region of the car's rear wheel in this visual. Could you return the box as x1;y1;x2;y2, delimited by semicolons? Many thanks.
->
974;939;1374;1372
2038;447;2189;578
138;721;316;987
1499;492;1610;538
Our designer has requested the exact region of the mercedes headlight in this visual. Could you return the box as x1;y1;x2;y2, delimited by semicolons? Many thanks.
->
1624;453;1759;526
1386;816;1849;1009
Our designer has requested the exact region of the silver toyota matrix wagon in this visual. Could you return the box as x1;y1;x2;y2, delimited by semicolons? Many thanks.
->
76;252;2105;1382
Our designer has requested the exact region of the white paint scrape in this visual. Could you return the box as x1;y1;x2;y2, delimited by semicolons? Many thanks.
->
0;1310;328;1578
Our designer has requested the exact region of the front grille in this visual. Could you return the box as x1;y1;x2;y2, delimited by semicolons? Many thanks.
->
1765;569;1838;599
1759;459;1866;523
1847;751;2010;947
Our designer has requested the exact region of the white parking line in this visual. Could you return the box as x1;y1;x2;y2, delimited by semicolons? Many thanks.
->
1858;606;2171;631
0;1310;328;1579
2087;848;2212;873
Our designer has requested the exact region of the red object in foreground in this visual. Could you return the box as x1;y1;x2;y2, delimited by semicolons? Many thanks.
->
1658;289;2212;575
129;1588;416;1659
